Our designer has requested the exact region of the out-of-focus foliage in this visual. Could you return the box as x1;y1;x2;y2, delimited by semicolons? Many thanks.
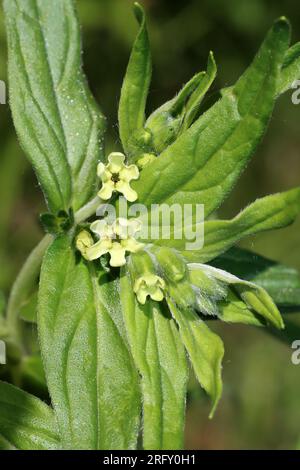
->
0;0;299;450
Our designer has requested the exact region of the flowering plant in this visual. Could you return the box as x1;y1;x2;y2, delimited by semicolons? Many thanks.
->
0;0;300;450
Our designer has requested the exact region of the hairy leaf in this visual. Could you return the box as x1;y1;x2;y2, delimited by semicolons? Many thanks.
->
38;236;140;450
182;51;217;131
0;380;60;450
118;3;152;156
167;298;224;418
211;247;300;309
145;52;216;154
145;71;205;155
120;269;188;450
133;19;290;218
217;290;264;327
278;42;300;95
0;434;16;450
189;264;284;329
4;0;105;213
175;187;300;263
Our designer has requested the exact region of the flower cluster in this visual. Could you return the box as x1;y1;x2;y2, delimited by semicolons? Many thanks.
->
76;218;144;267
76;152;144;268
75;150;286;328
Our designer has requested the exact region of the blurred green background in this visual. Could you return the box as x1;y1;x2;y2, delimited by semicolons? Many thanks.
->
0;0;300;450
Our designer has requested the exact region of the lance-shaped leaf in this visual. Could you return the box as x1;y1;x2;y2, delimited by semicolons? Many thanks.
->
118;3;152;156
189;264;284;329
4;0;105;213
145;52;216;154
217;290;264;327
182;51;217;131
145;71;205;155
167;298;224;418
211;247;300;309
38;236;140;450
175;187;300;263
132;18;290;218
0;380;60;450
277;42;300;95
120;269;188;450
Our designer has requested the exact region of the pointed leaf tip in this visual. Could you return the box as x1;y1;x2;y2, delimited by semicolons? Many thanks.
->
133;2;145;24
207;51;217;74
273;16;291;37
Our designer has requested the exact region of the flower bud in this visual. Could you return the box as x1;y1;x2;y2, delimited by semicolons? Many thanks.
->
127;128;154;157
130;251;165;304
145;70;207;154
136;153;157;169
154;247;187;283
168;279;196;309
189;268;227;300
76;230;94;260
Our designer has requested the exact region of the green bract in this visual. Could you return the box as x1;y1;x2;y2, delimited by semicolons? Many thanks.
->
1;0;300;451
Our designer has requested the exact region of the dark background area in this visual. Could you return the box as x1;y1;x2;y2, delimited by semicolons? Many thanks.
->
0;0;300;449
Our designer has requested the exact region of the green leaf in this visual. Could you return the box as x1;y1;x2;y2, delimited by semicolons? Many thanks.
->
120;268;188;450
4;0;105;213
0;434;16;450
40;209;74;235
118;2;152;156
145;52;216;154
0;380;60;450
189;263;283;329
278;42;300;95
211;247;300;309
177;187;300;263
145;71;205;155
182;51;217;131
166;297;224;418
38;235;141;450
133;18;290;217
217;290;264;327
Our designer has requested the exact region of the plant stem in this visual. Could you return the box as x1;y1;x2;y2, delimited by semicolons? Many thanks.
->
6;235;53;343
75;196;103;223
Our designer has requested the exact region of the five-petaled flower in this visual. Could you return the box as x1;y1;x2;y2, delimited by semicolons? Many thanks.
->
133;274;166;304
76;218;144;267
97;152;139;202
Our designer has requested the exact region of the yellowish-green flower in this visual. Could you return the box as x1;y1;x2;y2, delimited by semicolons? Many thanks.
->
97;152;139;202
134;274;165;304
75;230;94;260
76;218;144;267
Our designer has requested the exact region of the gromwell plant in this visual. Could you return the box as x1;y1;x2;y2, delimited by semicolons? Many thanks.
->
1;0;300;450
